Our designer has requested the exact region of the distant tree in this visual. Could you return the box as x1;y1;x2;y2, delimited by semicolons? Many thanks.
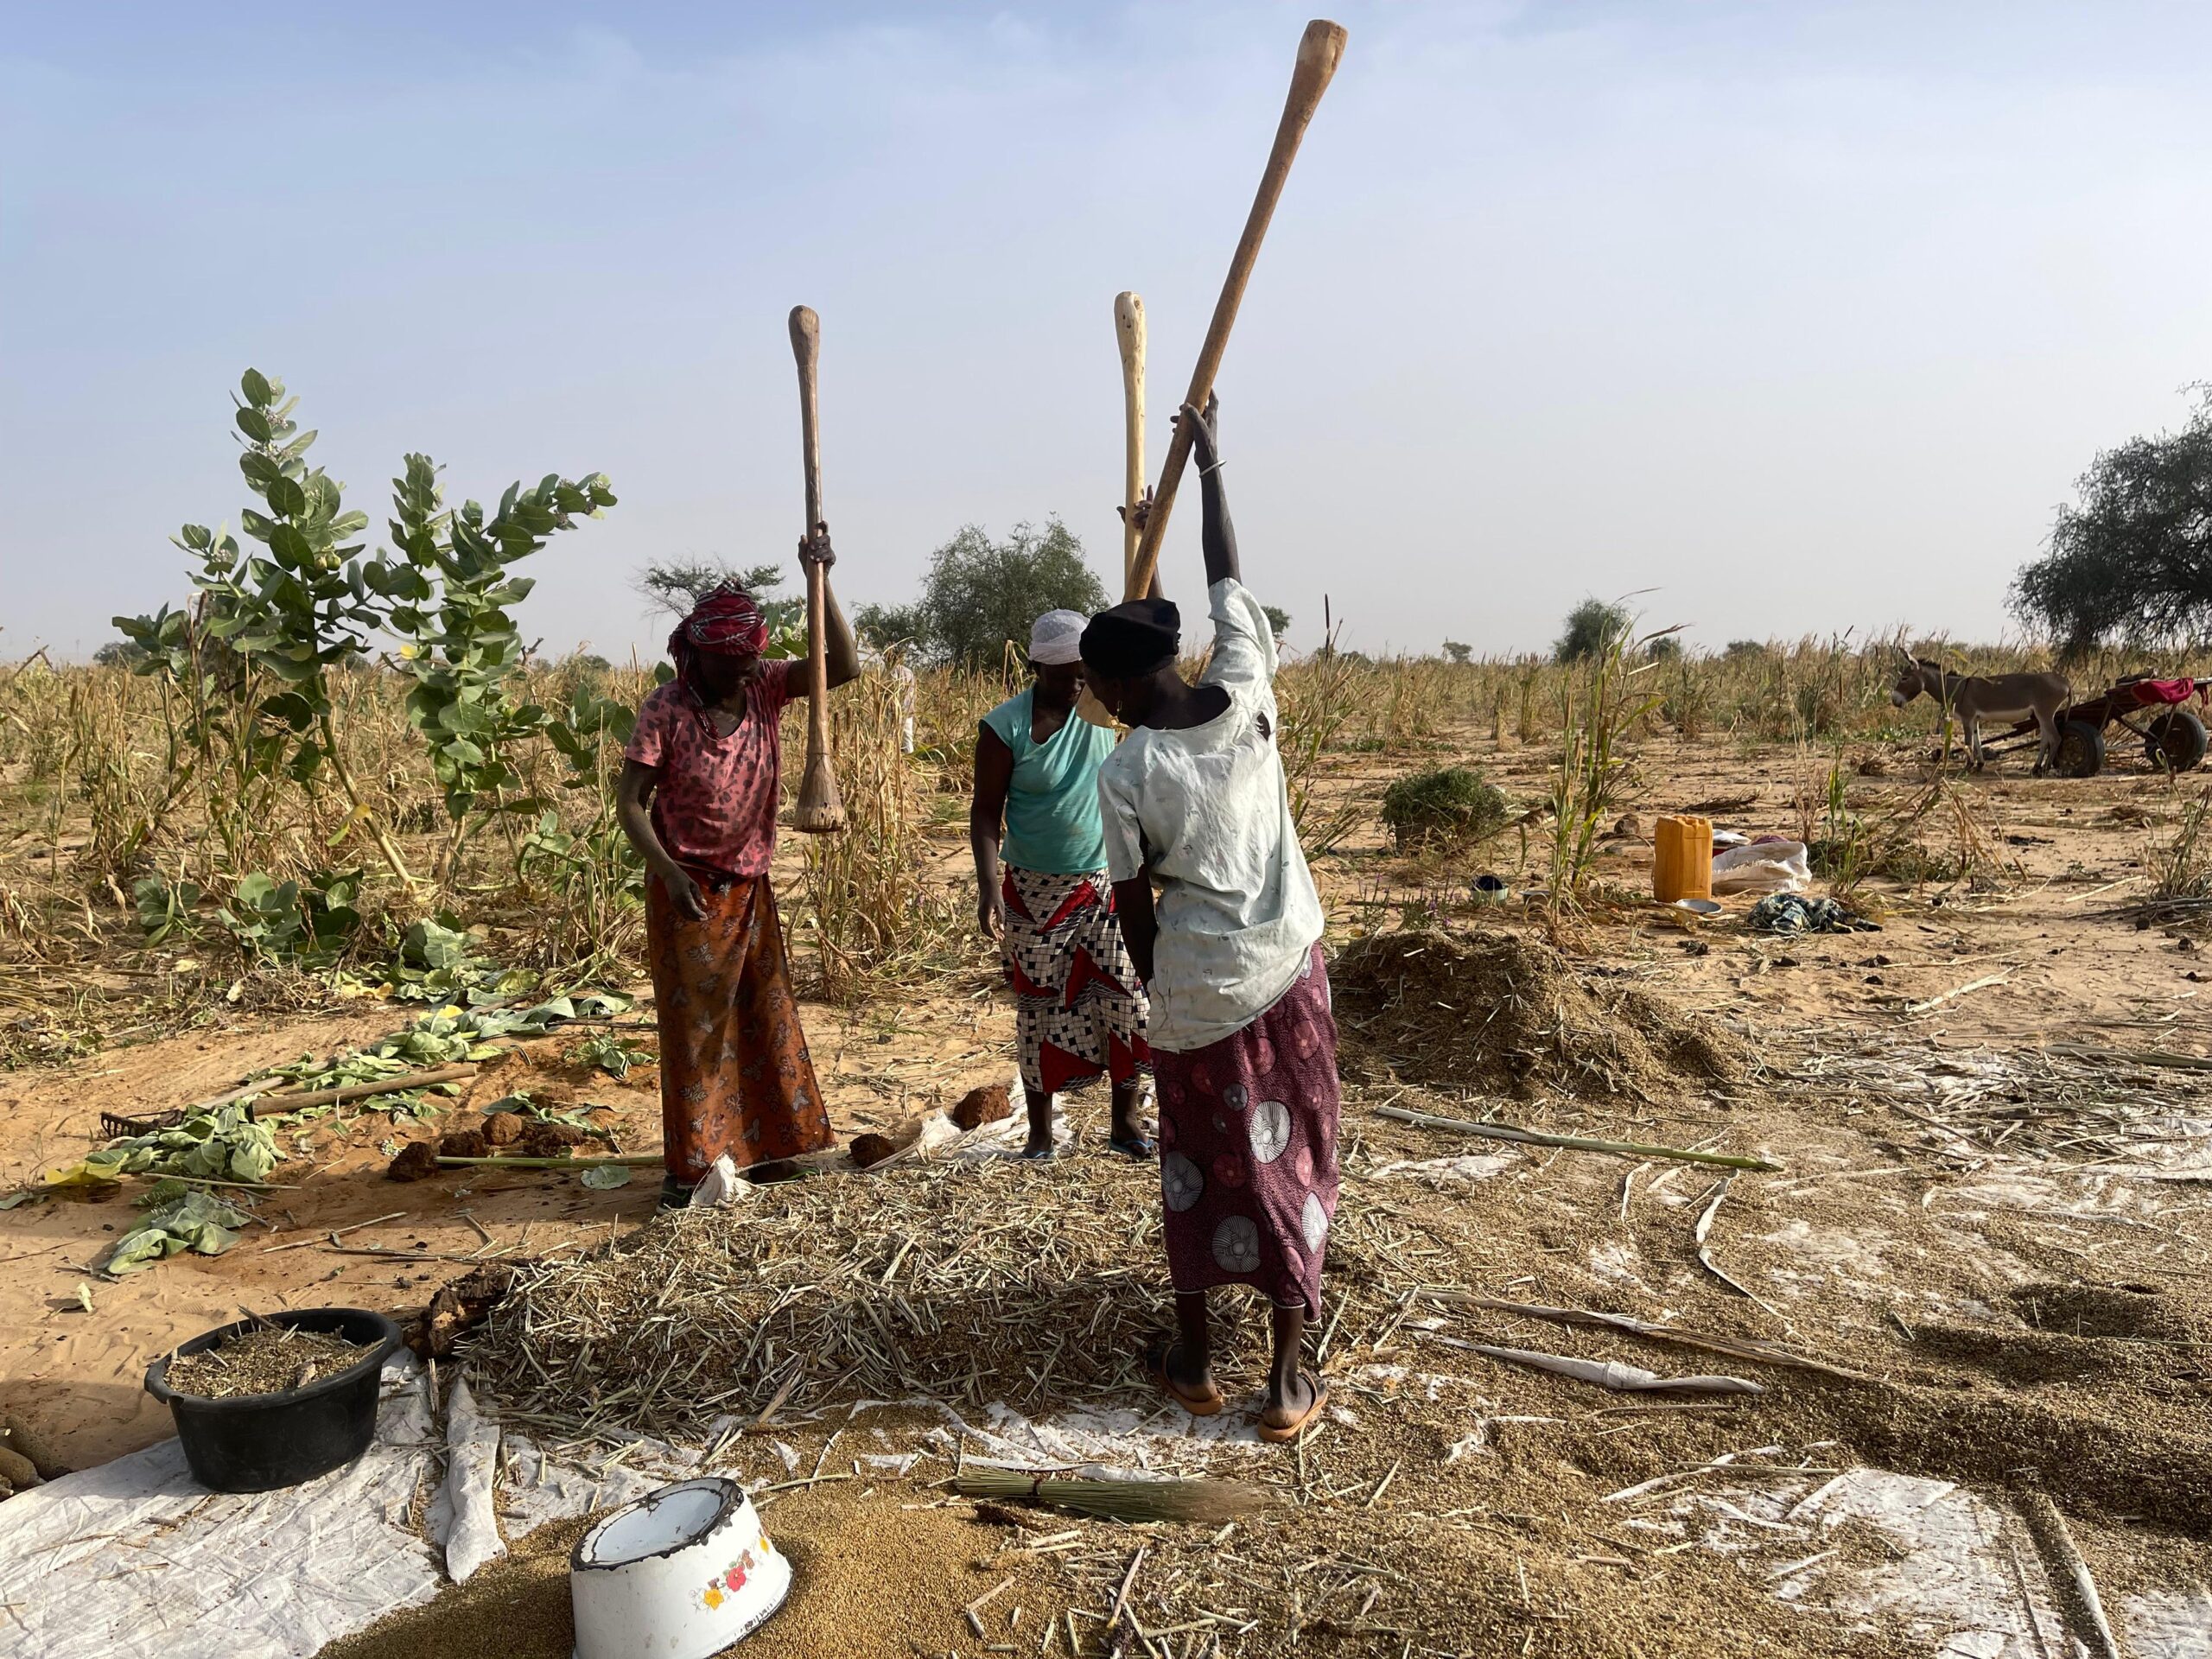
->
853;601;930;651
93;639;149;668
632;558;804;656
869;519;1109;668
1646;633;1684;662
1723;639;1767;661
1554;598;1632;664
2012;387;2212;658
1262;604;1292;639
1442;639;1472;664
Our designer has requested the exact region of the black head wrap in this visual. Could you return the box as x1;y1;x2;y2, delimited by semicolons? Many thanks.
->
1080;598;1180;679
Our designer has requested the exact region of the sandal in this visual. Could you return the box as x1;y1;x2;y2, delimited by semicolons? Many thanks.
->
1145;1341;1224;1417
1255;1373;1330;1444
1106;1133;1156;1161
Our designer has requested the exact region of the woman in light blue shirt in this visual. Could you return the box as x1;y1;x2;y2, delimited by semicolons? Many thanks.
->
971;611;1152;1160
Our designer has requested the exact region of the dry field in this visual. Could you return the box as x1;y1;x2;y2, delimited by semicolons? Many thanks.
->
7;638;2212;1657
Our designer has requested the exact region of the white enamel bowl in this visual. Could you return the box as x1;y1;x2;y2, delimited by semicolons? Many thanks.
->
570;1478;791;1659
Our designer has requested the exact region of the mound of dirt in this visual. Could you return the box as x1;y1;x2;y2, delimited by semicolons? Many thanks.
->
385;1142;441;1182
950;1083;1011;1131
1332;927;1745;1100
849;1132;899;1169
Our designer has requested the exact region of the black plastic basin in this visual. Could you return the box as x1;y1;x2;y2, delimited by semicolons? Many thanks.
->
144;1306;403;1492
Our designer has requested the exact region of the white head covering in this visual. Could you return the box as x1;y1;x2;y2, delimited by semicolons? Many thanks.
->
1027;609;1087;665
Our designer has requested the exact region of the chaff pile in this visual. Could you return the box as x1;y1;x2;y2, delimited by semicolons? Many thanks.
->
1333;926;1750;1099
468;1150;1493;1440
472;1157;1187;1437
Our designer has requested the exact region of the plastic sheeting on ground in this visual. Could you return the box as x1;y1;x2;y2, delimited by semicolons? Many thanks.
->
0;1356;702;1659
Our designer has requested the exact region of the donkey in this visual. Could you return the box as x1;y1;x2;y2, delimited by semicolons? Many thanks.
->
1890;650;2071;773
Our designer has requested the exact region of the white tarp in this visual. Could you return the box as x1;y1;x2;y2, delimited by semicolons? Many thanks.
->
8;1359;2209;1658
0;1357;702;1659
0;1359;446;1659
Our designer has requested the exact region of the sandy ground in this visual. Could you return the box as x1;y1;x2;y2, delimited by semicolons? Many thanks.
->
7;725;2212;1656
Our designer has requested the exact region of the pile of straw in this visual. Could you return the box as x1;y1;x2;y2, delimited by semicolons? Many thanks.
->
469;1156;1192;1438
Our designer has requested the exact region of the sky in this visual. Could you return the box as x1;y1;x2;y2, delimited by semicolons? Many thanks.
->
6;1;2212;661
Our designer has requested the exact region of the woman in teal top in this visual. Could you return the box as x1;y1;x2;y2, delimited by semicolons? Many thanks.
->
972;610;1152;1160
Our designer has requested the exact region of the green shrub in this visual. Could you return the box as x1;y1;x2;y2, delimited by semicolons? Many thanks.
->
1554;598;1632;664
1380;766;1508;855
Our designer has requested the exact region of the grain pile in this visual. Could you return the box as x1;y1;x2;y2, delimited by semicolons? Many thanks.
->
167;1325;368;1399
1332;927;1746;1099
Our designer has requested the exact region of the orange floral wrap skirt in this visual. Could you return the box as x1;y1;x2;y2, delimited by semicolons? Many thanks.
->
645;868;833;1183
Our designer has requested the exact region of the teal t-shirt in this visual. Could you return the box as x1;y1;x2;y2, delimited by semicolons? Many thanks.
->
982;688;1116;875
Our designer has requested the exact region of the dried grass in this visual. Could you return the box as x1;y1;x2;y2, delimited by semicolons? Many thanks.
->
469;1149;1460;1442
1332;926;1748;1101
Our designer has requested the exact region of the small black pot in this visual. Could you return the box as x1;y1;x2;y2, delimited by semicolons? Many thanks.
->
144;1306;403;1493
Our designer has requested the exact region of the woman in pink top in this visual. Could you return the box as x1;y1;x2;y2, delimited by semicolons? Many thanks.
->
617;531;861;1207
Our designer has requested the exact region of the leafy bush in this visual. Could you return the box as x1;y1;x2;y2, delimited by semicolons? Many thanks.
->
132;875;201;944
1380;766;1509;854
216;869;363;963
1554;599;1632;664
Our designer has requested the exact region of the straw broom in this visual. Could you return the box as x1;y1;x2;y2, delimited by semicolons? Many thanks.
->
952;1470;1272;1523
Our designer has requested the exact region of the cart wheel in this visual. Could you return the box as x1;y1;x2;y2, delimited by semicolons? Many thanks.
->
2054;720;2106;779
2148;709;2209;772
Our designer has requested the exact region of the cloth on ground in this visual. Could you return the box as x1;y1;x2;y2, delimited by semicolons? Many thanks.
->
1749;893;1880;935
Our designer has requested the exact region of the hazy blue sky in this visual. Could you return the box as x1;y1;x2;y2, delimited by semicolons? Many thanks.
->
8;2;2212;660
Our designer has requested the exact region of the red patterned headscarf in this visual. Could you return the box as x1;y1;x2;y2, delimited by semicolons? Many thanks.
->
669;583;768;696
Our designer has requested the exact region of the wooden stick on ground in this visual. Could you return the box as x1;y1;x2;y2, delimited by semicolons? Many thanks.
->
2015;1478;2121;1659
1440;1294;1873;1383
1374;1104;1783;1173
1126;19;1349;600
258;1064;477;1113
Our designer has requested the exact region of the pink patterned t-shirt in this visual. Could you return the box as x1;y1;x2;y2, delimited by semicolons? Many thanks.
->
625;676;794;878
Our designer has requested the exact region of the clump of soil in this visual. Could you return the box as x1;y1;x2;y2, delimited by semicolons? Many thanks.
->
849;1132;898;1169
1332;926;1745;1099
518;1120;589;1160
481;1111;526;1147
166;1325;368;1400
386;1141;441;1182
950;1083;1012;1130
438;1128;491;1160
